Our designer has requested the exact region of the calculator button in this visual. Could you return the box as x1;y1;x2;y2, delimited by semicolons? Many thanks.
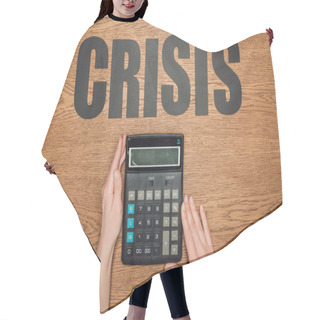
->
128;191;135;201
164;189;171;199
154;232;160;241
171;230;178;241
146;218;152;227
171;216;178;227
128;204;135;214
163;203;170;213
154;204;161;213
146;203;153;214
144;247;152;255
126;232;134;243
171;244;178;255
163;216;170;227
162;231;170;255
127;218;134;229
154;218;160;227
135;247;143;256
137;190;145;201
146;190;153;201
137;204;144;214
136;232;143;241
172;202;179;213
153;247;160;255
126;248;133;256
172;189;179;199
145;232;151;241
154;190;162;200
137;219;144;227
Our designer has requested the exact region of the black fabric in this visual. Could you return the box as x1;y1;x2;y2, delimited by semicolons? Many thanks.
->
129;266;189;319
108;12;139;22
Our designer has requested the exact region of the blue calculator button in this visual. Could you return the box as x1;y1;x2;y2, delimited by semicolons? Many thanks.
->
127;218;134;228
128;204;135;214
127;232;134;243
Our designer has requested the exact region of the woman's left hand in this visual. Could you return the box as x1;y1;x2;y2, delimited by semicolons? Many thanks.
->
266;27;274;46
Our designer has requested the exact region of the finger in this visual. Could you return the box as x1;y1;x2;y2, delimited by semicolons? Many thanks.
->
199;204;213;248
119;134;127;169
189;196;206;246
105;137;123;196
164;262;179;271
119;148;126;169
184;195;203;253
110;136;123;172
181;202;196;261
112;169;122;206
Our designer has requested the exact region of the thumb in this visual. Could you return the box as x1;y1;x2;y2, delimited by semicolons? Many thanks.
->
113;169;122;201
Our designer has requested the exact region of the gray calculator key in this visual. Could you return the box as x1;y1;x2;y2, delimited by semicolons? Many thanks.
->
138;190;145;200
163;202;170;213
146;190;153;200
135;247;143;256
171;230;178;241
163;216;170;227
171;216;178;227
136;233;143;241
154;204;161;213
154;190;161;200
162;231;170;255
144;247;152;255
137;204;144;214
172;202;179;213
128;191;135;201
146;204;153;214
153;247;160;255
146;218;152;227
137;219;144;227
172;189;179;199
164;189;171;199
171;244;178;255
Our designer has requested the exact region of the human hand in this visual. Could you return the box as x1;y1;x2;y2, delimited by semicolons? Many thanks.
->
98;134;126;257
44;161;56;174
266;28;274;46
164;194;214;271
181;195;213;263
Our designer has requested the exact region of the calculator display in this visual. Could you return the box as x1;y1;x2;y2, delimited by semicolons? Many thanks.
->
129;147;180;167
122;134;184;265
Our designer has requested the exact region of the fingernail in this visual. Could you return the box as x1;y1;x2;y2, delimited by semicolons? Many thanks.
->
114;170;119;177
190;195;193;202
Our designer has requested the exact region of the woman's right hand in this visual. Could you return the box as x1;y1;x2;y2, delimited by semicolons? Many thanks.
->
181;195;213;262
164;195;214;271
44;161;56;175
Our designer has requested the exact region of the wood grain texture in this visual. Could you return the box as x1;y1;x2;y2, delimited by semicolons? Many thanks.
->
42;16;282;310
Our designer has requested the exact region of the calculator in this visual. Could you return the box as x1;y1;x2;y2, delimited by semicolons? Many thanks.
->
121;134;184;265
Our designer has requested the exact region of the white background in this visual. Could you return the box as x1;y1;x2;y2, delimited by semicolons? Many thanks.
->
0;0;319;319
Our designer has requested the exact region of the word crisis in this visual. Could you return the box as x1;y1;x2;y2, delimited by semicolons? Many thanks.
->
74;35;242;119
